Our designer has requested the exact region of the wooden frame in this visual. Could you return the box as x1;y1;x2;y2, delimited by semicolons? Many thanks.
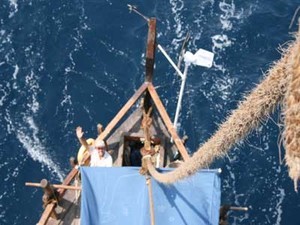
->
147;83;189;161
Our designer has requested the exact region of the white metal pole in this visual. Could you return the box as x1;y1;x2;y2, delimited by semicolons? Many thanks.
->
173;63;189;131
157;44;184;79
156;44;190;132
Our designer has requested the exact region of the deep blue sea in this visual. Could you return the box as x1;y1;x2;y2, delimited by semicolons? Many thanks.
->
1;0;300;224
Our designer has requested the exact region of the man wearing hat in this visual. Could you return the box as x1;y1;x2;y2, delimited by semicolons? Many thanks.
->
76;126;112;167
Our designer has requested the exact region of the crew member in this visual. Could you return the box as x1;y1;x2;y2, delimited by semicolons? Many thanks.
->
76;126;112;167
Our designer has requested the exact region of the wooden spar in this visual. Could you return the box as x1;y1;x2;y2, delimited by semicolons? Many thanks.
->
37;178;64;225
58;168;79;195
145;18;156;83
147;83;189;161
37;204;56;225
144;18;156;113
100;82;149;139
26;182;81;190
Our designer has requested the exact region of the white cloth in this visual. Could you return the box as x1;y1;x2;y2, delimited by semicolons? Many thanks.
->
89;147;113;167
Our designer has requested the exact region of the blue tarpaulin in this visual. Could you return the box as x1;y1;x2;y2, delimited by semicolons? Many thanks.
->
81;167;221;225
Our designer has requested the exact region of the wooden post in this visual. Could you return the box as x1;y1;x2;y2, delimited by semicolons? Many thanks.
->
145;18;156;82
147;83;190;161
26;182;81;190
40;179;54;197
144;18;157;113
40;179;58;219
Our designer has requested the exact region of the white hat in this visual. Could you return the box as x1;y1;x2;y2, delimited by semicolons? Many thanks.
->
95;139;105;148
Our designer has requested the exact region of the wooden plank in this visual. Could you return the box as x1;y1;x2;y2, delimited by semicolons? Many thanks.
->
37;204;56;225
99;82;149;140
58;168;79;195
147;83;189;161
25;182;81;190
45;190;80;225
55;190;80;225
116;134;125;166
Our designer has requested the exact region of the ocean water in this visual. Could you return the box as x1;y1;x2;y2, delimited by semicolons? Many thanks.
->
0;0;300;224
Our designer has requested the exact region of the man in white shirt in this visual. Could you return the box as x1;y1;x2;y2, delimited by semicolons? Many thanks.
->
76;126;112;167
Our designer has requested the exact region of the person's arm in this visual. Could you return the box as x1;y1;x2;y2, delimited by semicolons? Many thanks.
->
76;126;89;150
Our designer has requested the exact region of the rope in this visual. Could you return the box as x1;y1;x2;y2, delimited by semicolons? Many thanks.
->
50;185;60;206
144;36;298;184
282;30;300;192
146;175;155;225
42;198;58;209
42;186;59;208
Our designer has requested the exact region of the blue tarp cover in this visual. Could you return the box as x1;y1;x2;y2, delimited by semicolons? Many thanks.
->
81;167;220;225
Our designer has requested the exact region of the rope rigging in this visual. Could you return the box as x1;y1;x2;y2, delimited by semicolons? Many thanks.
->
144;30;300;192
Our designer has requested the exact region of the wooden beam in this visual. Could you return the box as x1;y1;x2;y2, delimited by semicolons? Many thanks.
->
144;18;156;113
26;182;81;190
37;167;79;224
37;203;56;225
99;82;149;140
145;18;156;82
147;83;189;161
58;168;79;194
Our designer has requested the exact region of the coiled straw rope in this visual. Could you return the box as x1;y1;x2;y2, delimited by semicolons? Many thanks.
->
283;30;300;192
146;32;300;189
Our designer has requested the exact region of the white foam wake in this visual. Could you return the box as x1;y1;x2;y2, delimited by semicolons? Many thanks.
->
16;116;64;181
5;69;65;181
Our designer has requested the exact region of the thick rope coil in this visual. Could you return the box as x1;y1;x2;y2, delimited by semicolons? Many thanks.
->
147;37;299;184
283;30;300;192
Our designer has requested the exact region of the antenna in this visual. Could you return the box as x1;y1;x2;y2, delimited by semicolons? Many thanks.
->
173;49;214;131
127;4;149;22
157;45;214;132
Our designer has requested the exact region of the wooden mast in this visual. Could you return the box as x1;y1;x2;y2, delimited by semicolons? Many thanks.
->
140;18;157;163
145;18;156;83
144;18;156;112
